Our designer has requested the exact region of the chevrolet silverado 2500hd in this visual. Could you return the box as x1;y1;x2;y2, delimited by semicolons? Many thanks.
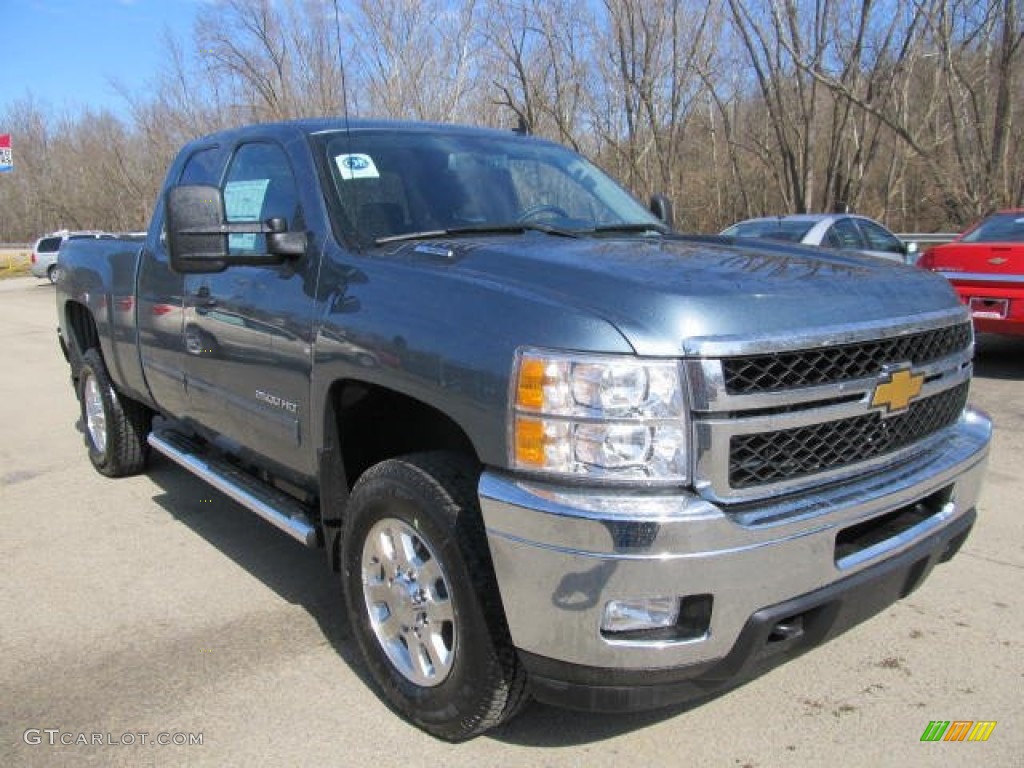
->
56;119;991;741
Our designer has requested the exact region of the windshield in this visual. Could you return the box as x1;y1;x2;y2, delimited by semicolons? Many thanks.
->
318;130;663;245
722;219;816;243
962;213;1024;243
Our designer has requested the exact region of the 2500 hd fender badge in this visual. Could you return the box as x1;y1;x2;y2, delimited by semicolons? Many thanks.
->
255;389;298;414
871;364;925;416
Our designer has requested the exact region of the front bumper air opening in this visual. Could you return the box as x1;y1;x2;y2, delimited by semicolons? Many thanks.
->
834;486;953;566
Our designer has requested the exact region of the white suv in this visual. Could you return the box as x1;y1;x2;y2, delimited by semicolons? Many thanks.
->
31;231;108;283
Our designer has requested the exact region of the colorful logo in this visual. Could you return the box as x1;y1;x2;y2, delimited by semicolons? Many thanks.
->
920;720;997;742
342;156;370;171
871;365;924;415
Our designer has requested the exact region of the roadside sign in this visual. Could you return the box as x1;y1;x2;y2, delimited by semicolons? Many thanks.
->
0;134;12;172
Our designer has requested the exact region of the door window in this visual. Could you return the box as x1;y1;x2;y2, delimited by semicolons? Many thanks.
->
858;219;903;255
825;218;866;250
36;237;62;253
179;146;226;185
222;143;300;255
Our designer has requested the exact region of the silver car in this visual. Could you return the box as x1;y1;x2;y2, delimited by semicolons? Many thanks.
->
721;214;917;264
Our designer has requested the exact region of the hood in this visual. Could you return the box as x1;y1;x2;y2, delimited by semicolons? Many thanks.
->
383;234;963;357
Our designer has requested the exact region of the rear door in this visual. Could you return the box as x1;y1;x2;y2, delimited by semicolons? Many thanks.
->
138;145;226;418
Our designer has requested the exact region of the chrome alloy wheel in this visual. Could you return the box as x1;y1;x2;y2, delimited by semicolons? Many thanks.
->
361;517;456;687
83;373;108;453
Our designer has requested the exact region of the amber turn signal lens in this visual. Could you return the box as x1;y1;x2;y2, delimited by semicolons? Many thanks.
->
513;417;546;466
516;357;547;410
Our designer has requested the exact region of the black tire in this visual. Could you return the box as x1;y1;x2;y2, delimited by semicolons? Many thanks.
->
47;264;59;284
77;348;151;477
341;452;528;741
184;324;218;357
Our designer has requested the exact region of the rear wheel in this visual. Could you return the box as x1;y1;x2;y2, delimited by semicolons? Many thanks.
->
341;452;527;741
77;348;151;477
47;264;59;284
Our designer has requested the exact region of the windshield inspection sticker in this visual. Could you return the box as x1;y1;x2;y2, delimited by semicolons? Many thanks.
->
336;154;380;180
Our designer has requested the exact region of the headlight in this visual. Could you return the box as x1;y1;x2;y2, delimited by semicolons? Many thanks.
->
510;349;689;484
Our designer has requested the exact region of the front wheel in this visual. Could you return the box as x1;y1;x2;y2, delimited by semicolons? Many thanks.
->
341;452;527;741
77;348;151;477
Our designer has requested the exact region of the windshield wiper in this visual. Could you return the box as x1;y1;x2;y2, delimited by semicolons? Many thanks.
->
447;223;581;238
588;222;670;235
375;222;580;245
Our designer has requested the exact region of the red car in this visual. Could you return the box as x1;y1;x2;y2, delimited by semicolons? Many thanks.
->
918;209;1024;336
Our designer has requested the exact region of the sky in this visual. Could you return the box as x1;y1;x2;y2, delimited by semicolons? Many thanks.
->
1;0;202;119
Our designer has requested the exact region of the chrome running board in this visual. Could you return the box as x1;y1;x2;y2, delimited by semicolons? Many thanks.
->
148;429;318;547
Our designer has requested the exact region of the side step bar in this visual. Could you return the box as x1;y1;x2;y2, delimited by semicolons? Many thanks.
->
148;429;319;547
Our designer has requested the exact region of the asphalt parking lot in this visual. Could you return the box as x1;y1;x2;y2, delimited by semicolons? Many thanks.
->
2;274;1021;766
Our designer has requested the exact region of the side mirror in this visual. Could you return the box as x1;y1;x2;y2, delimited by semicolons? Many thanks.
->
903;241;919;264
650;194;675;230
166;185;229;273
266;221;308;258
165;185;307;274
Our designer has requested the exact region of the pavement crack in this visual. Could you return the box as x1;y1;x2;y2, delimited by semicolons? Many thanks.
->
960;550;1024;570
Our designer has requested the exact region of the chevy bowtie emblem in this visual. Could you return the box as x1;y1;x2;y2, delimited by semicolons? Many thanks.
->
871;366;925;415
988;257;1007;265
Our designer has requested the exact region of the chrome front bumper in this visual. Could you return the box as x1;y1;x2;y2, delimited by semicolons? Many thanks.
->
479;409;990;672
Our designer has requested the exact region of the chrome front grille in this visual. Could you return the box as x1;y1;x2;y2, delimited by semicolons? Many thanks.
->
688;311;974;503
729;381;970;488
722;323;972;394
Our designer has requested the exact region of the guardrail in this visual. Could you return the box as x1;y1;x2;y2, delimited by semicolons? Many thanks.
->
898;233;959;247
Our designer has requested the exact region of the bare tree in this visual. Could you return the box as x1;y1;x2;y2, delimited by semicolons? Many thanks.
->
724;0;838;212
196;0;298;120
483;1;595;143
347;0;482;121
928;0;1023;219
765;0;1023;224
1;0;1021;243
597;0;718;208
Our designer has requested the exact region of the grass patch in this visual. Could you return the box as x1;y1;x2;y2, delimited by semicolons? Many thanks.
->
0;249;32;278
0;263;32;279
0;264;32;280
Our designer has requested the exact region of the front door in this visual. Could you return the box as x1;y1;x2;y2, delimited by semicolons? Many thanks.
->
182;141;316;475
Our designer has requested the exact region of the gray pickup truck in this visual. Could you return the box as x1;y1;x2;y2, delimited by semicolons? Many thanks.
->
56;119;990;741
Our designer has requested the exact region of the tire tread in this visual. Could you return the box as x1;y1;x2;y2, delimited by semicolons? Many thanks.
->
79;348;150;477
344;452;529;741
